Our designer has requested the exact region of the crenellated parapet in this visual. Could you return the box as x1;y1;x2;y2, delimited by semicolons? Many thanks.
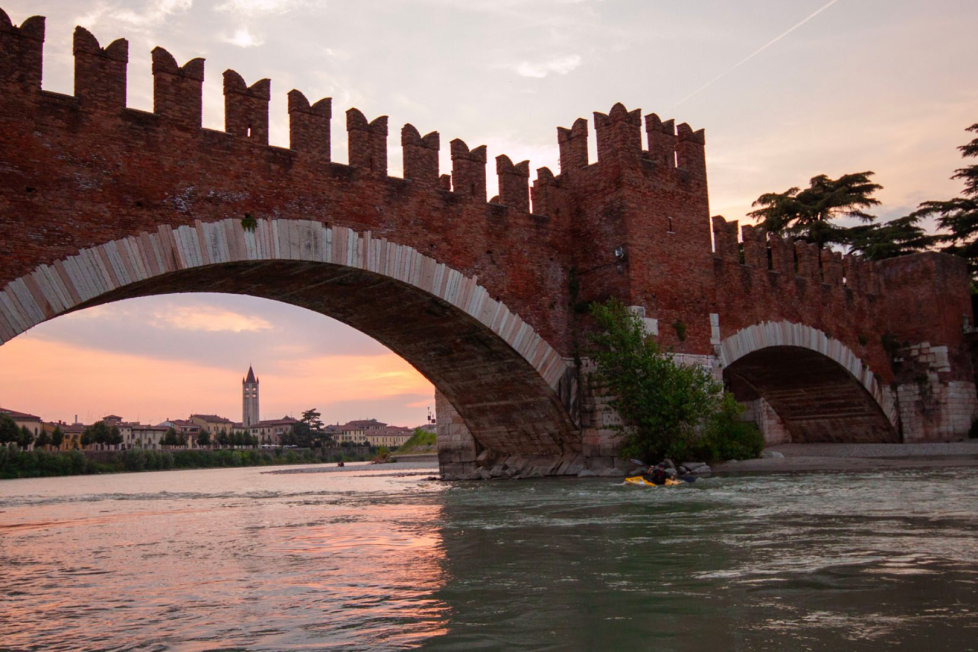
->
0;9;711;228
346;108;388;176
709;215;886;296
73;27;128;111
0;9;44;95
494;155;530;212
594;102;642;164
223;70;270;144
288;90;331;159
152;47;204;130
0;10;579;217
450;139;487;202
401;124;439;184
554;102;707;198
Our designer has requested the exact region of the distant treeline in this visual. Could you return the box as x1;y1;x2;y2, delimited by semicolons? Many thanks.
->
0;446;358;480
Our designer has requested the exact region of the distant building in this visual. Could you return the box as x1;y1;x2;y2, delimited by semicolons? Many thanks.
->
129;424;169;449
43;420;85;450
1;407;43;437
242;366;259;427
190;413;236;435
246;416;298;446
333;420;369;444
1;407;43;448
366;426;414;448
330;419;411;446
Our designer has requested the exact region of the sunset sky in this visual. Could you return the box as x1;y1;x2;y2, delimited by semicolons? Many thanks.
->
1;0;976;427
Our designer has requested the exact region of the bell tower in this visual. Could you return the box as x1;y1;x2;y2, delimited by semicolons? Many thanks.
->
242;366;259;427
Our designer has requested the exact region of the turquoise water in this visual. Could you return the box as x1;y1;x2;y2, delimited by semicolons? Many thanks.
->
1;463;976;650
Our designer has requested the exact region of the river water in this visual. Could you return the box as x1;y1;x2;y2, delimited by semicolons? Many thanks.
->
1;462;977;651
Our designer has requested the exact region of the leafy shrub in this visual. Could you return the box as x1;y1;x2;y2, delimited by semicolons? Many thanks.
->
689;394;765;461
589;299;722;462
124;449;148;471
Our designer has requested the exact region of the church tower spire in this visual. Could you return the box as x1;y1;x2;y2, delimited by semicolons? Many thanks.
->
243;365;259;427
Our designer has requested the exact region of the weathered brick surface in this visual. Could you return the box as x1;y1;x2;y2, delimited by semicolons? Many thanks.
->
1;10;976;474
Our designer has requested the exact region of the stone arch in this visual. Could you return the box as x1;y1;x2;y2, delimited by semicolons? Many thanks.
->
719;321;898;443
0;218;577;457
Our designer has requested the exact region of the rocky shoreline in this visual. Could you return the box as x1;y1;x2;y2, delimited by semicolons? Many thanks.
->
712;441;978;475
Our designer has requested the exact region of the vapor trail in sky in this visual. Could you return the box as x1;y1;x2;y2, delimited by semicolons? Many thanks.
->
674;0;842;107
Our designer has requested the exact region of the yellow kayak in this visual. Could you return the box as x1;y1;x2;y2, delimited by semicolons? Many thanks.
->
625;476;684;487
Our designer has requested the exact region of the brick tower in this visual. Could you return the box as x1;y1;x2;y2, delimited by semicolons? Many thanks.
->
242;366;259;427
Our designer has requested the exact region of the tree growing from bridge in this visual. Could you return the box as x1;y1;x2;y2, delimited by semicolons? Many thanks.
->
748;171;882;249
912;123;978;276
588;299;724;462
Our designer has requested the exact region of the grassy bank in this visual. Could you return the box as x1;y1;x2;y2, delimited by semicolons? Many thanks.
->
0;447;327;480
394;428;437;455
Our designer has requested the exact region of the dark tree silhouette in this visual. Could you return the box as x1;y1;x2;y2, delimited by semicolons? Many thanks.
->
748;171;882;248
913;123;978;275
846;214;937;260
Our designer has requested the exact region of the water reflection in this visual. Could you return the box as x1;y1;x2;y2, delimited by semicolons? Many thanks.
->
1;465;977;650
0;464;450;650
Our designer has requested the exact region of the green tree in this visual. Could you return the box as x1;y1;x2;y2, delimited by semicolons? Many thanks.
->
846;214;937;260
35;430;52;449
18;425;34;450
748;171;882;248
912;123;978;275
217;429;229;448
587;298;723;461
83;421;112;448
51;426;64;450
80;430;92;448
163;427;178;447
197;430;211;447
0;414;18;446
301;408;324;432
109;426;123;447
299;409;327;448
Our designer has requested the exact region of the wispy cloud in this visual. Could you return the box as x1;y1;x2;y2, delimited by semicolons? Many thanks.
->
150;306;273;333
76;0;193;31
215;0;302;17
512;54;582;78
222;25;265;47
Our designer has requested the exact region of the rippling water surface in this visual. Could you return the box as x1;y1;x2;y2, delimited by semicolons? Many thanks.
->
1;463;977;650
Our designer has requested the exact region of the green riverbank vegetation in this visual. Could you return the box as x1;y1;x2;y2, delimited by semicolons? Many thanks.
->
588;298;763;463
0;447;328;480
394;428;437;455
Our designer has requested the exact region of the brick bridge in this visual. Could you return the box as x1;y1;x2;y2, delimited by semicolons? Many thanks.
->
1;10;975;478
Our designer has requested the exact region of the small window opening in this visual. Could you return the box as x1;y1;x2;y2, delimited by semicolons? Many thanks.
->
667;217;674;233
246;126;252;138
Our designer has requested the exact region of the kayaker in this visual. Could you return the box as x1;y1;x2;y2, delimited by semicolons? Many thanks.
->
649;463;669;485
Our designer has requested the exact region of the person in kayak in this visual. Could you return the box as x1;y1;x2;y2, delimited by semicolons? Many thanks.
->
647;463;669;485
